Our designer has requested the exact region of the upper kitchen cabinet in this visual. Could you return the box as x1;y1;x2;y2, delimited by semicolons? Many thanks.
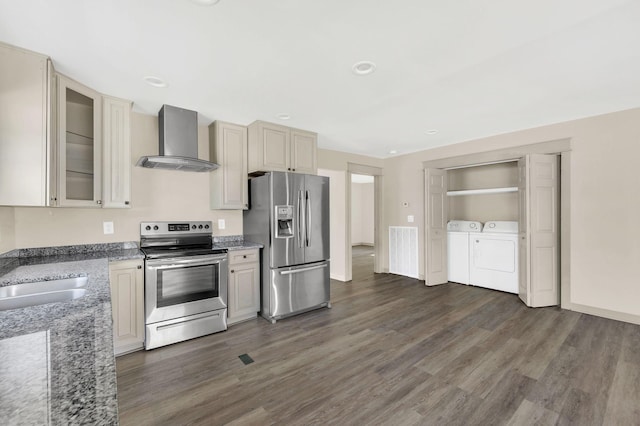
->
102;96;132;208
0;41;132;208
248;121;317;175
55;74;103;207
209;121;248;210
55;75;132;208
0;43;54;206
290;128;318;174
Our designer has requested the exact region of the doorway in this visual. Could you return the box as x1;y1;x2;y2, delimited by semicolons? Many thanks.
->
351;174;375;280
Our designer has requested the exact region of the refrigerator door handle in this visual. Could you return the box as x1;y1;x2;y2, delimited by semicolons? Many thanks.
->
280;263;328;275
297;190;304;248
305;190;311;246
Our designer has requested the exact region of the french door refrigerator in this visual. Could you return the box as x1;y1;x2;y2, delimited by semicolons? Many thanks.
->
243;172;330;323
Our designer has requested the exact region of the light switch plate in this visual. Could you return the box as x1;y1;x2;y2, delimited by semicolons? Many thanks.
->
218;219;226;230
103;221;114;234
407;215;414;223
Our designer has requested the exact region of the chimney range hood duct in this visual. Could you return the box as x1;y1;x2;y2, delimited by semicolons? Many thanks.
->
136;104;219;172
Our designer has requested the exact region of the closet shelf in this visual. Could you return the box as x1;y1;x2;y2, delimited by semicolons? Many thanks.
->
446;187;518;197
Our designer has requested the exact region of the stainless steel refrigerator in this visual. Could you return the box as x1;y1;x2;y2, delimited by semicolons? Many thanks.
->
243;172;330;323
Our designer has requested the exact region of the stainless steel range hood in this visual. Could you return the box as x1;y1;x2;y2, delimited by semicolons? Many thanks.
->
136;105;219;172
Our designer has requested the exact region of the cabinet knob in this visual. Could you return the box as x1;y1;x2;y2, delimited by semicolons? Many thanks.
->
287;168;291;171
125;201;130;205
97;200;102;205
243;255;247;258
230;270;235;273
137;265;142;269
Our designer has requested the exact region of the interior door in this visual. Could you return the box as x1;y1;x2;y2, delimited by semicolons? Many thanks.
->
425;168;448;285
303;174;330;264
518;154;560;307
518;158;529;304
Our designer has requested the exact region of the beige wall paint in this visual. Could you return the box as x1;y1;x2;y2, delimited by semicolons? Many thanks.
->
318;149;384;171
448;162;519;222
318;168;347;281
12;112;243;249
385;107;640;318
0;206;16;253
351;182;374;245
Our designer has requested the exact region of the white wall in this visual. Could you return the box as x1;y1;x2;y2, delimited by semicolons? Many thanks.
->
351;182;374;245
318;168;347;281
10;112;243;249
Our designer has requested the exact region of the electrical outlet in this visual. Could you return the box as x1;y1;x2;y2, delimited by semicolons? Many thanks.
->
103;221;114;234
218;219;226;230
407;215;414;223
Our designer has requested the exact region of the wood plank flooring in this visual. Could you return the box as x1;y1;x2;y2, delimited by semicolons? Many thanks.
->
116;246;640;425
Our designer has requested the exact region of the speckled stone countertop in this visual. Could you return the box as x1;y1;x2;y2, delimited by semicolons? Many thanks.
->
212;235;263;251
0;242;143;425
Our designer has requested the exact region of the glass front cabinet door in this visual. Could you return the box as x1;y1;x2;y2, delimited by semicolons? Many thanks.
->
56;74;102;207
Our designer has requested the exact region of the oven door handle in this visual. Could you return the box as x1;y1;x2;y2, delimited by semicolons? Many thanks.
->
146;255;227;268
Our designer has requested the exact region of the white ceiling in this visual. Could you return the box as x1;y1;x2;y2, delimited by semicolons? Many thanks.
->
1;0;639;158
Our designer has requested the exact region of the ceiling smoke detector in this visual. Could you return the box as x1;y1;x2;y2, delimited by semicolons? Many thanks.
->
352;61;376;76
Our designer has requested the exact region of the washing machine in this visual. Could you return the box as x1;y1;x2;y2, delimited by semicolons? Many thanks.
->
469;221;519;294
447;220;482;285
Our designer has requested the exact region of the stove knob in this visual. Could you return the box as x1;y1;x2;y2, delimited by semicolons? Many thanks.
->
153;225;159;231
145;226;151;231
198;224;203;229
192;225;196;230
205;224;210;229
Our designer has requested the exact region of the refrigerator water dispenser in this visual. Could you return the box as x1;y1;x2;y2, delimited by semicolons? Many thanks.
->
275;205;294;238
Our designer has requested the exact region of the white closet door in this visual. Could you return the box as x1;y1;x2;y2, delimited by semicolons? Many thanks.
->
518;154;560;307
425;168;448;285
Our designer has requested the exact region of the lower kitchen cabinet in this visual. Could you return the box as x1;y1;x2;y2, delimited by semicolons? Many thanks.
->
228;249;260;325
109;259;144;355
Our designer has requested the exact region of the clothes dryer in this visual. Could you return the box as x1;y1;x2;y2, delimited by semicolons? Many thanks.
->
469;221;519;294
447;220;482;285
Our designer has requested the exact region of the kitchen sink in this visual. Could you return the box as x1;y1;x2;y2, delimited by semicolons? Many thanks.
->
0;277;88;311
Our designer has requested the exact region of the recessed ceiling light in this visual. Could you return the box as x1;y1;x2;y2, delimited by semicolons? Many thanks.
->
190;0;221;6
143;76;168;88
276;113;291;120
426;129;438;135
389;150;398;154
352;61;376;76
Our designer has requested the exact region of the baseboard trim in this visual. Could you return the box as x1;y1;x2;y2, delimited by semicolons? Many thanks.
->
115;342;144;357
331;274;348;282
568;302;640;325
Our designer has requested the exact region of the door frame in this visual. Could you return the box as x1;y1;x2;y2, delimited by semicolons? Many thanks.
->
422;138;571;309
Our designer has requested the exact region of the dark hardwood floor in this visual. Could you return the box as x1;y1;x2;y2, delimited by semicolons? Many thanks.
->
116;246;640;425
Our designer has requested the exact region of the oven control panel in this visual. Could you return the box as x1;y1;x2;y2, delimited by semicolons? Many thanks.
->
140;221;212;236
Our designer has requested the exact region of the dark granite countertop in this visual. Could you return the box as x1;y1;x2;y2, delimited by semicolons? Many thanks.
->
0;242;143;425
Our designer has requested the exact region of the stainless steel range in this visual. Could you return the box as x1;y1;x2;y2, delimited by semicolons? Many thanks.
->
140;221;228;350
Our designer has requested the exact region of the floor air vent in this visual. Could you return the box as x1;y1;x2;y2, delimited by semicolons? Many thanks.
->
389;226;419;279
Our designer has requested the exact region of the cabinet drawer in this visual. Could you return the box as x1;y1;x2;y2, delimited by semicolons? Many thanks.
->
229;249;259;265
